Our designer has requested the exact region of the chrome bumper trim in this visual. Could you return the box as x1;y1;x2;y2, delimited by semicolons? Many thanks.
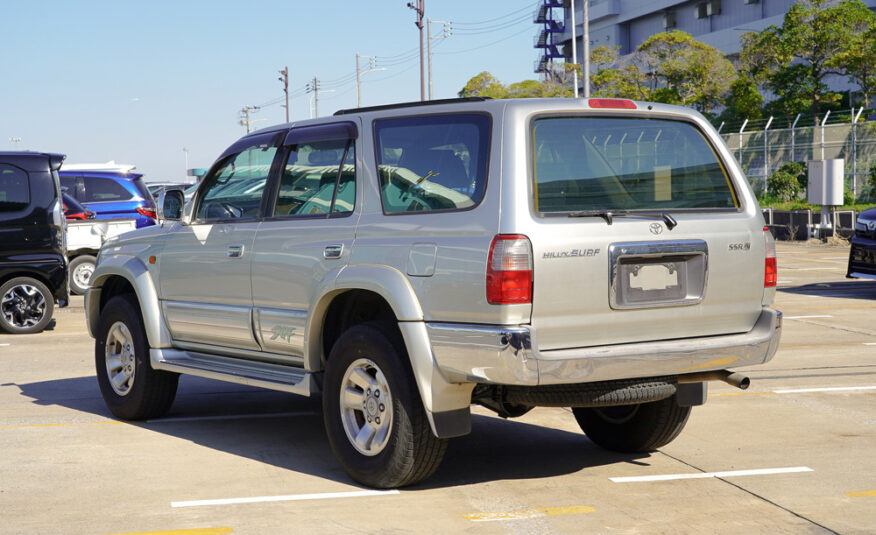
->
427;308;782;386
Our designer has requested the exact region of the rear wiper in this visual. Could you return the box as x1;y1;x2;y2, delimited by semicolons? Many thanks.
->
566;210;677;230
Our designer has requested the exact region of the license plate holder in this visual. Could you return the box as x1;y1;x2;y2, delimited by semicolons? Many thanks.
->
609;240;708;309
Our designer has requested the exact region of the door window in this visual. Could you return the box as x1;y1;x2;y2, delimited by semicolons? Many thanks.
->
0;164;29;212
82;177;133;202
196;143;278;221
273;139;355;217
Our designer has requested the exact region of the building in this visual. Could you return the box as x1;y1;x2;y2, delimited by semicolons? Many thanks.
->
539;0;876;71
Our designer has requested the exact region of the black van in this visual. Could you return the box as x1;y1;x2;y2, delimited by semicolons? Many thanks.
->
0;152;69;334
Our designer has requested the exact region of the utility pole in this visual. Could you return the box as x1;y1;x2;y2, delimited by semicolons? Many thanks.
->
408;0;425;101
571;0;578;98
356;53;383;107
239;105;259;133
427;19;451;100
583;0;590;97
278;66;289;122
306;76;320;118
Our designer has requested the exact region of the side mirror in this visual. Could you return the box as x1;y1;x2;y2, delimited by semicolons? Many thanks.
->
157;189;185;221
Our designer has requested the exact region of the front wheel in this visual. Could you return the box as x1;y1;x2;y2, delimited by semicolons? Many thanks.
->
322;323;448;488
95;294;179;420
573;395;691;453
0;277;54;334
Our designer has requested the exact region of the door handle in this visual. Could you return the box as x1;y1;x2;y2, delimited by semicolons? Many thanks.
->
324;244;344;259
227;245;244;258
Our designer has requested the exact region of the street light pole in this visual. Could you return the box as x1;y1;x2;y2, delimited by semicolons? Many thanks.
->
408;0;426;101
583;0;590;98
427;19;451;101
571;0;578;98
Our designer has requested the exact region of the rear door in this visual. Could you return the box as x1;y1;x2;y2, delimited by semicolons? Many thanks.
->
250;122;359;358
527;114;766;350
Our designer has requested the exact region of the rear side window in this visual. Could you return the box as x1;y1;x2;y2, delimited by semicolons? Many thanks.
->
0;164;29;212
83;177;133;202
532;117;738;213
274;139;355;217
375;114;490;214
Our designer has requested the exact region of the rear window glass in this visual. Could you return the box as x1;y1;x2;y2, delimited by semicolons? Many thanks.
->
375;114;490;214
131;177;154;202
532;117;738;213
0;164;30;212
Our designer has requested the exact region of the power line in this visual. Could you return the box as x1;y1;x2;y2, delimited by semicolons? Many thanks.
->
452;1;536;26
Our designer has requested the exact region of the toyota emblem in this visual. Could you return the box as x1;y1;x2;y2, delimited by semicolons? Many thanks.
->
649;222;664;235
869;221;876;231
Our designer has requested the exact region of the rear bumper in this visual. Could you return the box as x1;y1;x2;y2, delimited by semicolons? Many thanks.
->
427;308;782;386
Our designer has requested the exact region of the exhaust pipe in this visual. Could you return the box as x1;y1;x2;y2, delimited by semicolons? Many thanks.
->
678;370;750;390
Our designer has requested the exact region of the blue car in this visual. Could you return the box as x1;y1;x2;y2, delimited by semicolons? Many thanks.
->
59;169;156;228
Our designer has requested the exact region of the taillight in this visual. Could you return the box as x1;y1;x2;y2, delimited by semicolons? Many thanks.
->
764;226;777;287
487;235;533;304
136;206;157;220
588;98;637;109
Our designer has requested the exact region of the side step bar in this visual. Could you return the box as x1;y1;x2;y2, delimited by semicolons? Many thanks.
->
151;348;315;396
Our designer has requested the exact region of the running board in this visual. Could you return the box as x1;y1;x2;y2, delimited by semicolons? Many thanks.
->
150;348;315;396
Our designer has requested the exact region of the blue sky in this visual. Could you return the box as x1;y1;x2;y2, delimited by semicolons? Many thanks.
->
1;0;542;181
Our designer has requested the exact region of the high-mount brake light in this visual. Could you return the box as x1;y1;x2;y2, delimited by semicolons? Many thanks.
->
764;226;777;288
486;235;533;304
588;98;637;110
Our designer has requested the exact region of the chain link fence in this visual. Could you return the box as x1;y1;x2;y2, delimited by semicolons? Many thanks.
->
718;111;876;200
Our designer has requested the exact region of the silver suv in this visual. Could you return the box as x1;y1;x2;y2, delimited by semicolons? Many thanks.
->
86;97;781;488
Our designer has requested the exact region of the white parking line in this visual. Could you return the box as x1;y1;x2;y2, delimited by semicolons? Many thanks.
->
784;315;833;319
863;343;876;346
0;343;10;347
773;386;876;394
610;466;813;483
171;489;399;508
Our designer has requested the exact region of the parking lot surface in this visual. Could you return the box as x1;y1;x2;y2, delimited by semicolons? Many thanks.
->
1;241;875;535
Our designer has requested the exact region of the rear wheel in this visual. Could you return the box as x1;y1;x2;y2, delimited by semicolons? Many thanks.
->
94;294;178;420
69;255;96;295
573;395;691;453
322;322;448;488
0;277;54;334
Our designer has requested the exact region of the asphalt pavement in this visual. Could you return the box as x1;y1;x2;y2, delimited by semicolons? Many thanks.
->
1;241;874;535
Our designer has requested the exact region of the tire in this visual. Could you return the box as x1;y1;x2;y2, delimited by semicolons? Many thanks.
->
322;322;448;488
69;255;96;295
0;277;54;334
94;294;178;420
573;395;692;453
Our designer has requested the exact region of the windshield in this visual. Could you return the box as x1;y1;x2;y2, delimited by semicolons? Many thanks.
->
532;117;738;213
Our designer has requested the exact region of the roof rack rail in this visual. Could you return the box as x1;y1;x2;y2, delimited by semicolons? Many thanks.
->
334;97;492;116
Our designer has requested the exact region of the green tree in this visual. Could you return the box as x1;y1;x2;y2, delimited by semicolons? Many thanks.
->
716;75;763;125
636;31;737;114
741;0;876;124
457;72;508;98
767;163;806;202
837;25;876;108
590;46;650;100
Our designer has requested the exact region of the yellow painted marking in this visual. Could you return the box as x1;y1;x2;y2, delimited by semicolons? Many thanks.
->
0;421;123;430
107;529;232;535
464;505;595;522
846;490;876;498
680;357;739;371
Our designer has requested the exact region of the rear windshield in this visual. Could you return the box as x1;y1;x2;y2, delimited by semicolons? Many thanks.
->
532;117;738;213
0;164;30;212
131;177;154;205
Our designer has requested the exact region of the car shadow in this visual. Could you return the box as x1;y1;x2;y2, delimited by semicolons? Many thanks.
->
10;375;649;489
778;280;876;301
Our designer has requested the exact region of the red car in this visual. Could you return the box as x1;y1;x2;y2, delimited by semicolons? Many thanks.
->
62;193;95;220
